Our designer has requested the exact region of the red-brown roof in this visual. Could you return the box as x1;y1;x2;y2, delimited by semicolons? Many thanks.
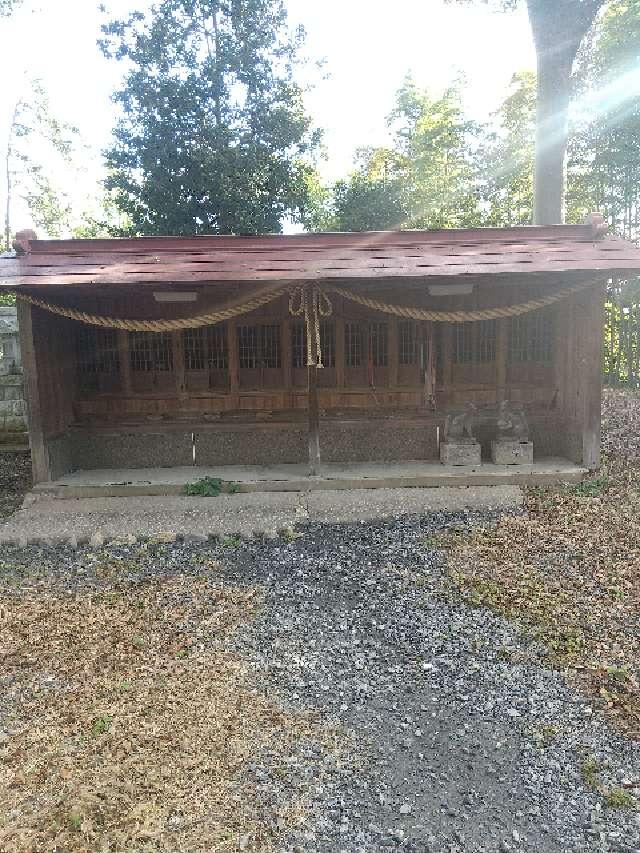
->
2;222;640;290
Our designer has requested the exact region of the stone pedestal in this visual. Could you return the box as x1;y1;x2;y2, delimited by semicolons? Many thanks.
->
491;439;534;465
440;441;481;466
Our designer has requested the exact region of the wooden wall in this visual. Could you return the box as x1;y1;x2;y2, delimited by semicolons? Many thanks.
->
66;286;560;425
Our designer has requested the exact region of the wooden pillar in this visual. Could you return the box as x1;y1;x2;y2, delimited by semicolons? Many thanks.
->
388;320;399;389
307;322;321;475
17;300;50;483
443;323;454;392
335;310;345;389
578;282;605;470
227;319;239;405
495;318;509;402
282;315;292;406
172;330;186;396
117;330;132;394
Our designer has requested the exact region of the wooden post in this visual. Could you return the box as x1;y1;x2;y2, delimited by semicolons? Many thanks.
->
388;319;399;389
117;330;132;394
282;315;292;406
17;301;50;483
172;330;186;396
227;319;239;405
335;306;345;389
443;323;455;390
579;282;605;470
495;318;508;402
307;321;321;475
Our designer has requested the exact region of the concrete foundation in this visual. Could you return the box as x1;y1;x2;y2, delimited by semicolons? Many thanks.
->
491;440;534;465
439;441;481;466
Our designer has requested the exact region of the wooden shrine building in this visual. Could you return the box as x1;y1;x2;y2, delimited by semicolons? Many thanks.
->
3;218;640;486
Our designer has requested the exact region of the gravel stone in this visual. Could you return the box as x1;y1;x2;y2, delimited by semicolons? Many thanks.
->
1;507;638;853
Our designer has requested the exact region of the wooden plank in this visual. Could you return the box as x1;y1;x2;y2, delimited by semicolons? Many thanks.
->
6;258;639;287
27;223;594;254
11;248;640;278
17;240;621;269
16;301;50;483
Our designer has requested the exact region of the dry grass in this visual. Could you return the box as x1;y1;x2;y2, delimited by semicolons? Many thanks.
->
0;573;328;852
443;390;640;740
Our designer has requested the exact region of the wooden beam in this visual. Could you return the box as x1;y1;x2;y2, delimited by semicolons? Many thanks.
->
17;301;50;483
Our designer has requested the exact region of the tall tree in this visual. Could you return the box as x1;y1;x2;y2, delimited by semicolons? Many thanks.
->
2;79;78;250
448;0;607;224
328;78;482;232
0;0;22;15
481;71;536;225
100;0;320;236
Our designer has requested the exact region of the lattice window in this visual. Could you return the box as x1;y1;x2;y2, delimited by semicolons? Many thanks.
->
184;325;228;371
292;320;335;368
292;321;306;368
76;326;120;390
130;332;173;372
320;320;335;368
345;322;363;367
238;324;281;369
453;320;496;363
370;322;388;367
399;321;419;365
509;310;553;363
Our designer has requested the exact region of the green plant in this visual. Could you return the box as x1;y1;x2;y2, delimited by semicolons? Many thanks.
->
91;715;112;737
67;811;82;831
184;477;223;497
565;477;610;498
580;754;603;788
603;787;637;809
280;527;302;543
221;535;242;549
183;477;240;497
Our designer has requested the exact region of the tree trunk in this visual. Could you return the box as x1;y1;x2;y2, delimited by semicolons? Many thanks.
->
532;48;574;225
526;0;604;225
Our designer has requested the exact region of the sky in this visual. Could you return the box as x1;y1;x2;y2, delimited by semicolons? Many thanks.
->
0;0;536;234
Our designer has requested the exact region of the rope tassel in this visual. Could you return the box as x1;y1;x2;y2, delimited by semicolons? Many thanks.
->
288;284;332;368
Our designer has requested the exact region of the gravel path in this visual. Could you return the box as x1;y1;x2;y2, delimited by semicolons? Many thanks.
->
1;510;639;852
224;513;640;853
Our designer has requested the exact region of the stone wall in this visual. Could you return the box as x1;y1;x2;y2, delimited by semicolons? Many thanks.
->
0;307;27;438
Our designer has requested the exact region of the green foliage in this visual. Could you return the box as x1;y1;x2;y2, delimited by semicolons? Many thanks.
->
481;72;536;226
100;0;320;236
2;78;79;250
563;476;610;497
329;77;483;232
183;477;240;496
603;787;637;809
90;715;112;737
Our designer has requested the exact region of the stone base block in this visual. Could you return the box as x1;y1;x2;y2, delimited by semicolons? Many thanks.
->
491;439;534;465
440;441;481;466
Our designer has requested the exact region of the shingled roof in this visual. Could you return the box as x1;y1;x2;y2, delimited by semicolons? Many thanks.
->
2;220;640;290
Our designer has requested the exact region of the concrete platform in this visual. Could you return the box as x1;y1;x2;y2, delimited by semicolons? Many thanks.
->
31;457;587;499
